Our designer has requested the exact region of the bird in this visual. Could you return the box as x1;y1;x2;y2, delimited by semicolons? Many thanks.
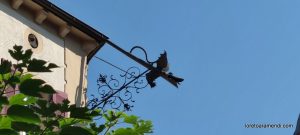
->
146;51;184;88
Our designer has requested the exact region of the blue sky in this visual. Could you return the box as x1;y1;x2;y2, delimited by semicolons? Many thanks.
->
50;0;300;134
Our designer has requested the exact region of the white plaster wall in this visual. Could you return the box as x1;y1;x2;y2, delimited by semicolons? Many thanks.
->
0;3;65;91
65;36;87;106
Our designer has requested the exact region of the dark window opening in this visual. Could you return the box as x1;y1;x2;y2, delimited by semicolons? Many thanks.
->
28;34;38;48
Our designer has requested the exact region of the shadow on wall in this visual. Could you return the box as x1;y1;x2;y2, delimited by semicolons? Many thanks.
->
0;0;89;107
74;55;86;107
0;0;65;49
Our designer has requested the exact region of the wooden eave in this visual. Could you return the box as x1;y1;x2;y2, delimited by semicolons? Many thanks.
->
8;0;109;63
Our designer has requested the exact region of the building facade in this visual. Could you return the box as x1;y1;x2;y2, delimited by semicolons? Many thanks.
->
0;0;108;106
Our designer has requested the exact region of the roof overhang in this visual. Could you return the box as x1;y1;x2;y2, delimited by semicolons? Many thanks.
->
9;0;109;63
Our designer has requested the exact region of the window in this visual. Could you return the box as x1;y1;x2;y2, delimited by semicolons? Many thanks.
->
28;33;38;48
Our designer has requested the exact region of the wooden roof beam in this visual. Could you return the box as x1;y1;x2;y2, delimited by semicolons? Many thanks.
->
11;0;24;10
58;25;72;38
35;10;48;24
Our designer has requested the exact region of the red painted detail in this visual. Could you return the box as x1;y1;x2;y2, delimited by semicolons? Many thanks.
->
53;91;68;117
53;91;68;104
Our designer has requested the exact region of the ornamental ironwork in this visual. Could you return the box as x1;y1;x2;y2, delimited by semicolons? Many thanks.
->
88;44;184;112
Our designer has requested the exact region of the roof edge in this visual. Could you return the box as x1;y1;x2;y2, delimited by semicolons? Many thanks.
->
32;0;109;40
31;0;109;63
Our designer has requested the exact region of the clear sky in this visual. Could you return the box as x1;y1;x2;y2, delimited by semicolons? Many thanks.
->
50;0;300;134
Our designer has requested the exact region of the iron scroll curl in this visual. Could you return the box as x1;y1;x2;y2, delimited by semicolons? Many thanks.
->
88;45;183;112
87;66;149;111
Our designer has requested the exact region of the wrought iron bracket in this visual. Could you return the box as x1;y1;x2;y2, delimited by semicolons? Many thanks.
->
89;43;183;111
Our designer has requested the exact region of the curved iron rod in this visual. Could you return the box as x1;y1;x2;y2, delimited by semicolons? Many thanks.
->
130;46;156;64
105;40;178;88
